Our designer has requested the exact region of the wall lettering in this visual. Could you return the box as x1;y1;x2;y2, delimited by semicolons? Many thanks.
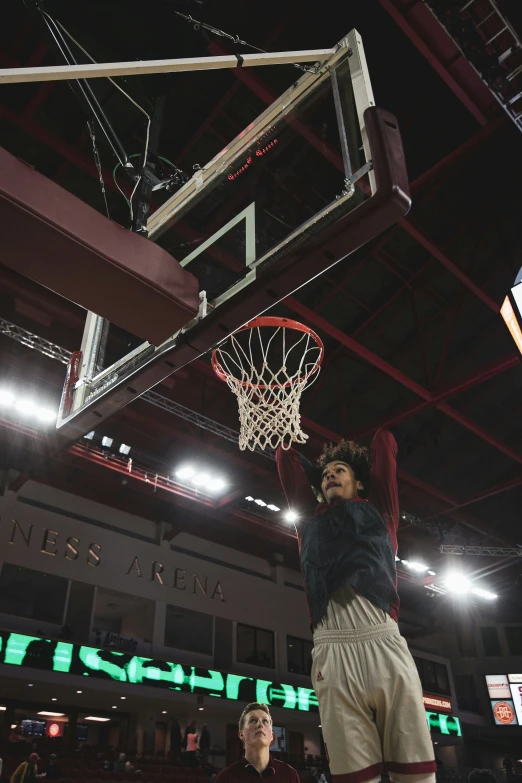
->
5;518;225;601
65;536;80;561
193;574;207;597
174;567;186;591
126;556;143;578
211;581;226;602
41;528;59;556
151;561;164;585
9;519;33;547
87;543;102;567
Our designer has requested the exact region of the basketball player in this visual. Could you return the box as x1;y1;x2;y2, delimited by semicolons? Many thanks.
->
276;428;436;783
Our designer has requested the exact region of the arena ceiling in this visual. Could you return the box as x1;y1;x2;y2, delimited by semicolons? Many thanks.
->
1;0;522;615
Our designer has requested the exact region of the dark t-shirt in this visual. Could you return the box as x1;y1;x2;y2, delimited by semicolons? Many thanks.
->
215;758;300;783
276;428;400;625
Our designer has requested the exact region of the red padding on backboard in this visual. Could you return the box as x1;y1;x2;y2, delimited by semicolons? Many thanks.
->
0;147;200;346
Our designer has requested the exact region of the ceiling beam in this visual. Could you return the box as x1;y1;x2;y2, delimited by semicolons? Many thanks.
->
376;0;492;126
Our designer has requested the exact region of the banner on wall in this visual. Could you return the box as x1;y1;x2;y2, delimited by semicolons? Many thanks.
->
490;700;517;726
509;683;522;724
485;675;511;699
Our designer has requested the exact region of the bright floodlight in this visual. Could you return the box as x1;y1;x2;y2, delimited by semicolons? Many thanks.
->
407;561;428;573
15;398;37;416
284;510;299;523
208;478;226;493
0;389;14;406
254;498;267;507
192;472;210;487
176;465;195;480
84;430;95;440
267;504;280;512
245;496;254;501
445;573;470;594
119;443;131;455
36;408;57;423
428;570;437;576
101;436;113;448
471;587;498;600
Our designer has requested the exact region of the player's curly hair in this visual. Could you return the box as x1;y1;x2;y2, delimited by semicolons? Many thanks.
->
313;439;371;502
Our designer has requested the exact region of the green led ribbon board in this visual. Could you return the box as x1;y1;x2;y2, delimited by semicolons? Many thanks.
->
0;632;318;713
426;711;462;737
0;632;463;730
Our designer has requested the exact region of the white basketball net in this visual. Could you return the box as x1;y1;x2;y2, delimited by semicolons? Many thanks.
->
214;323;322;451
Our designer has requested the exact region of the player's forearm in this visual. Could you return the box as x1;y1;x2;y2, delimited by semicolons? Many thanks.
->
276;445;317;514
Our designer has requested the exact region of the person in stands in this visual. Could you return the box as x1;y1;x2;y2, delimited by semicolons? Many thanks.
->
10;752;41;783
184;722;198;767
114;754;127;773
215;703;299;783
45;755;62;781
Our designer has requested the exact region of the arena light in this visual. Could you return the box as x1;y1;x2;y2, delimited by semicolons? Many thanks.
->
284;510;299;523
175;465;195;480
0;389;14;406
101;436;113;448
38;711;65;717
444;573;470;594
406;561;429;573
471;587;498;600
208;478;226;493
245;495;254;501
267;504;280;512
255;498;267;507
15;398;37;416
192;472;210;487
84;430;95;440
119;443;131;455
84;716;111;722
36;408;57;423
428;570;437;576
0;706;6;711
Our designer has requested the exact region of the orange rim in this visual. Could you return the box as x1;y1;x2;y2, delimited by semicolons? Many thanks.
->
211;316;324;390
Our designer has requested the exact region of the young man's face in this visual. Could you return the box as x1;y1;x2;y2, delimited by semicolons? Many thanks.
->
239;709;274;750
321;461;364;503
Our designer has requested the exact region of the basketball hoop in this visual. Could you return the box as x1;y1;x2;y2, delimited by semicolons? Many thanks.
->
212;316;324;451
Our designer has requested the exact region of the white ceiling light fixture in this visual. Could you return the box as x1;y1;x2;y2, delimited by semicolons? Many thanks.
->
245;495;254;501
176;465;196;480
444;573;470;594
406;561;429;573
36;408;57;423
471;587;498;600
267;504;280;512
101;436;113;448
84;430;95;440
254;498;267;507
208;478;226;493
284;510;298;524
0;706;6;711
427;570;436;576
38;711;65;717
85;716;111;722
0;389;14;406
192;472;210;487
119;443;131;455
15;398;37;416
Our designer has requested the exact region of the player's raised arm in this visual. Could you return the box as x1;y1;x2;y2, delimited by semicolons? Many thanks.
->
369;428;399;552
275;445;318;523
